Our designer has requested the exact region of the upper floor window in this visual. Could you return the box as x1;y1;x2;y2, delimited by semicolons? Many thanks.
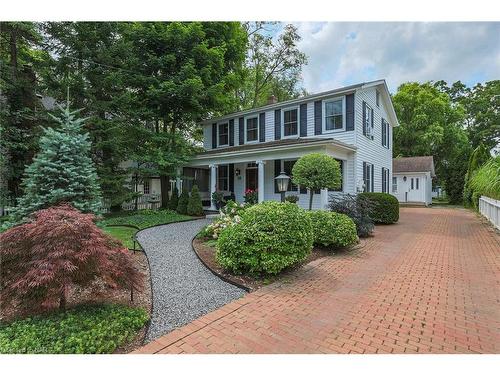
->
245;116;258;143
376;90;380;107
218;123;229;146
324;98;344;132
382;118;390;148
283;108;298;138
363;102;374;139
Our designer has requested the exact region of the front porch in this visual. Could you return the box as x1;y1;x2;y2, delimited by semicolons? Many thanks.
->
180;138;357;211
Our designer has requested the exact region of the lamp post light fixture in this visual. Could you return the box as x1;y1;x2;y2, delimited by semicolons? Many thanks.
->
275;171;290;203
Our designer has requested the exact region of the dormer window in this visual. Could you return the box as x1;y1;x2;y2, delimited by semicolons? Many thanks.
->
218;123;229;146
283;108;298;138
245;116;258;143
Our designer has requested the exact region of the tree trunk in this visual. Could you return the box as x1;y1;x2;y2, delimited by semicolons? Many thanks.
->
59;286;67;311
160;175;170;209
309;191;314;211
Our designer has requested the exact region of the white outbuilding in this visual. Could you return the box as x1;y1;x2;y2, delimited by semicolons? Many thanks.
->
392;156;435;206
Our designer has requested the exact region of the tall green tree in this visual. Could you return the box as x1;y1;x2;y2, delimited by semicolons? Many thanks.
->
5;103;101;227
122;22;247;206
237;23;308;109
393;82;471;203
463;144;492;206
0;22;50;203
435;80;500;151
41;22;136;210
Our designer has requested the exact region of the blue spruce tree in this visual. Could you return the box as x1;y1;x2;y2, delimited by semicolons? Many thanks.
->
5;103;101;227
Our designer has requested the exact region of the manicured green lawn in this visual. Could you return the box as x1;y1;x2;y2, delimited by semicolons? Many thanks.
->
98;209;193;230
0;304;148;354
102;225;139;249
98;209;193;249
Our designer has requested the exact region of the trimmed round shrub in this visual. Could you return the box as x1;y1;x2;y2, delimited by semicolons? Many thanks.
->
216;201;313;275
358;192;399;224
307;210;358;248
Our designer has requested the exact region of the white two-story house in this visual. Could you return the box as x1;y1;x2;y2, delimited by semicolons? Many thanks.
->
179;79;399;210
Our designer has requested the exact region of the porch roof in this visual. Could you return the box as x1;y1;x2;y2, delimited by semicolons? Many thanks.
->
194;137;356;160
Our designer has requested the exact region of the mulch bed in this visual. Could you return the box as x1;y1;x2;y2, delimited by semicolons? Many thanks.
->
0;249;152;354
192;238;335;291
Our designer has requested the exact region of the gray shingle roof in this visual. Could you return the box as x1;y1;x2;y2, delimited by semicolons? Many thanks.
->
393;156;435;176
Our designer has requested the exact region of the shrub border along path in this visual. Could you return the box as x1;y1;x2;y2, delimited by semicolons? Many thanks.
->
135;218;245;342
134;207;499;354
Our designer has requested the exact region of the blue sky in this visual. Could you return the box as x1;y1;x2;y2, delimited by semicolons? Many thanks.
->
288;22;500;93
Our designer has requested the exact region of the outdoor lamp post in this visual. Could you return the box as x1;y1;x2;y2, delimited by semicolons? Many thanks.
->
275;171;290;203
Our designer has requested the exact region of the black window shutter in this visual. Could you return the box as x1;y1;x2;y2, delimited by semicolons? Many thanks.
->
362;102;366;136
371;164;374;192
229;119;235;146
259;112;266;142
212;123;217;148
381;119;386;147
314;100;322;135
363;162;367;192
274;159;281;193
346;93;355;131
238;117;244;145
274;109;281;140
382;167;385;193
229;163;234;193
387;123;390;148
370;108;374;139
299;103;307;137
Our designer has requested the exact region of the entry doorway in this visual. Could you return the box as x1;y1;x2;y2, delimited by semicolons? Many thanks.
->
245;165;258;191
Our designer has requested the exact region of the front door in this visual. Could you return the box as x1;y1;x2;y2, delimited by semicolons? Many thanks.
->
245;168;258;191
408;176;421;202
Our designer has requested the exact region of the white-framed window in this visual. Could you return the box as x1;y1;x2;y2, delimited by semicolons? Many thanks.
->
382;118;390;148
364;103;374;139
323;97;345;133
376;90;380;107
218;123;229;146
363;162;374;192
217;165;229;191
245;116;259;143
143;179;150;194
392;176;398;193
282;107;298;138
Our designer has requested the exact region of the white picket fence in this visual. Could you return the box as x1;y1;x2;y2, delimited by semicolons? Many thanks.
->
478;196;500;230
100;194;161;213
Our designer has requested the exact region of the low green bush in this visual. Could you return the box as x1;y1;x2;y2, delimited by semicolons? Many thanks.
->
176;189;189;214
306;210;358;248
98;209;192;229
216;201;313;275
187;185;204;216
329;194;374;237
358;192;399;224
0;304;148;354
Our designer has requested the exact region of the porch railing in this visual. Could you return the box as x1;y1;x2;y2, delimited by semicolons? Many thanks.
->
478;196;500;230
100;193;161;213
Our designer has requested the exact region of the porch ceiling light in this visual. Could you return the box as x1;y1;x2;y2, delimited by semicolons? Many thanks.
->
275;171;290;193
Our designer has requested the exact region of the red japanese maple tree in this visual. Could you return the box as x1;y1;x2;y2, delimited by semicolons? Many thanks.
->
0;203;142;314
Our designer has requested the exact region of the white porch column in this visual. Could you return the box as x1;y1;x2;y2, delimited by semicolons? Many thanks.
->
320;188;329;210
209;164;217;210
257;160;265;203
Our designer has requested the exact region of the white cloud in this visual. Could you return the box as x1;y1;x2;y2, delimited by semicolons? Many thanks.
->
295;22;500;93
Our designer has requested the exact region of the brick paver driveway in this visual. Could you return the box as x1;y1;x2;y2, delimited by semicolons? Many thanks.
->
134;207;499;354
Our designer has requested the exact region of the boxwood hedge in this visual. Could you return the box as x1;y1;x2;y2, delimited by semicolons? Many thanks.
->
358;192;399;224
216;201;313;275
306;210;358;248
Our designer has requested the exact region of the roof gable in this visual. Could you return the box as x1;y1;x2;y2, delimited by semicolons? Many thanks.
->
393;156;435;176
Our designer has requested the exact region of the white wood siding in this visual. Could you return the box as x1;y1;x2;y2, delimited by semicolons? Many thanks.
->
354;87;393;192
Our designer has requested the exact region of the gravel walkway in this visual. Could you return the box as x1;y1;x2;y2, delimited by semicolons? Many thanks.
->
136;219;245;342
